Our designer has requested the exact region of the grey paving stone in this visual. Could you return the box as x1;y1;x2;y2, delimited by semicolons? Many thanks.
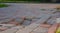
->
47;18;56;25
16;15;51;33
31;26;48;33
35;15;51;24
0;26;23;33
16;23;40;33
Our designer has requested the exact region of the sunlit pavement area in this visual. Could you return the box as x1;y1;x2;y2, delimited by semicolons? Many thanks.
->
0;3;60;33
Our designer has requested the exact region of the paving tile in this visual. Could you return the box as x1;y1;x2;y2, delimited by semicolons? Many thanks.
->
16;15;51;33
0;26;23;33
35;15;51;24
31;26;48;33
16;23;39;33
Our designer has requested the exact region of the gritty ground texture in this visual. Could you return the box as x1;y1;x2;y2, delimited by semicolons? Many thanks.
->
0;3;60;33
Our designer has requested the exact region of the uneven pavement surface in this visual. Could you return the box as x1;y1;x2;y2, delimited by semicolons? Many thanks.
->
0;3;60;33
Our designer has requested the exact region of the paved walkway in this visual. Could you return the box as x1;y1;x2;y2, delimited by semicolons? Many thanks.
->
0;3;60;33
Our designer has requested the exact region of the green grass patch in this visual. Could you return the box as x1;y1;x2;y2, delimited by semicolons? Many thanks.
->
0;4;8;8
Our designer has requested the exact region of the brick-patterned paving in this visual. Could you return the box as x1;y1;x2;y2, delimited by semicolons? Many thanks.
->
0;4;60;33
31;26;48;33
